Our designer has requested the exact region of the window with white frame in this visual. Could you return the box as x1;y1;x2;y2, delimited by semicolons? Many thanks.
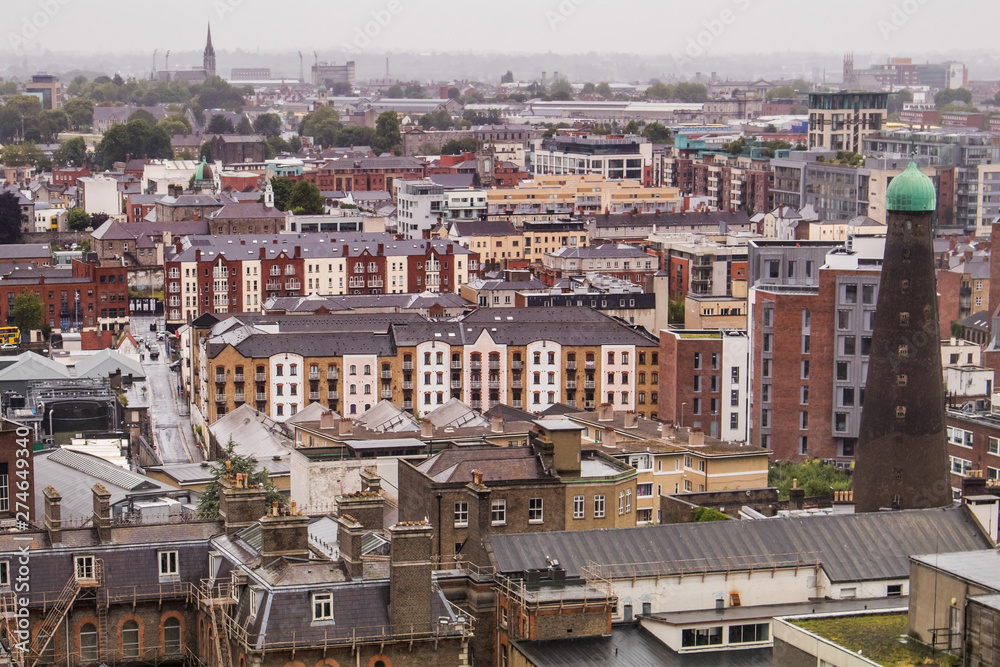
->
74;555;94;580
454;502;469;527
951;456;974;476
594;495;605;518
491;499;506;525
312;593;333;620
528;498;543;523
625;489;632;512
990;437;1000;455
947;426;973;448
573;495;584;519
159;551;178;576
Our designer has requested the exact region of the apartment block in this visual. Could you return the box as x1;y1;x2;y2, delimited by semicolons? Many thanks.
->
659;330;750;442
748;237;884;461
528;134;652;181
807;92;887;153
163;233;480;326
191;307;660;424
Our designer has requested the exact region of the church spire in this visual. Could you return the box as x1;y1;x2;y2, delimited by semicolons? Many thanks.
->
203;23;216;78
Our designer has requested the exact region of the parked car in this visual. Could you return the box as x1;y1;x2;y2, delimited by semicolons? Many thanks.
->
0;344;17;352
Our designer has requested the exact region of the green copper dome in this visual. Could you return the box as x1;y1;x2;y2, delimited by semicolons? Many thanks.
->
195;157;213;182
886;160;936;212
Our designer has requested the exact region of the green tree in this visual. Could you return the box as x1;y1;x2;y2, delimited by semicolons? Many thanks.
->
128;108;158;127
12;290;42;334
403;83;427;99
0;106;21;142
668;296;685;325
595;82;613;98
206;114;235;134
299;106;341;148
265;136;291;157
287;179;326;215
161;113;193;133
764;123;778;133
197;438;284;519
63;98;94;129
887;89;913;115
67;207;92;231
235;115;253;134
373;110;401;154
37;109;69;142
97;119;171;169
253;112;282;138
260;178;295;211
199;140;213;163
0;191;23;244
1;145;26;167
624;120;640;135
673;82;708;103
691;507;729;522
385;84;404;98
645;81;674;100
641;122;672;143
500;70;514;84
447;87;461;100
951;321;965;338
440;138;478;155
419;108;453;131
765;85;798;100
995;91;1000;106
335;126;377;148
549;78;574;101
6;95;42;120
331;82;352;96
581;82;596;96
54;137;88;167
935;87;973;109
768;459;851;500
195;76;246;112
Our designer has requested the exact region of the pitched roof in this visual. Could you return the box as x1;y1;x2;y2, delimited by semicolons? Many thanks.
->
450;220;519;237
73;349;146;380
208;203;287;221
489;506;991;583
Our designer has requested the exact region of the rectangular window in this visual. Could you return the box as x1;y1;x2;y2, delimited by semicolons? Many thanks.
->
491;499;506;525
989;437;1000;455
729;623;770;644
946;426;973;448
528;498;543;523
801;360;810;379
594;495;605;518
159;551;178;576
454;502;469;527
74;556;95;580
951;456;973;476
682;626;723;647
573;495;585;519
312;593;333;620
0;562;7;587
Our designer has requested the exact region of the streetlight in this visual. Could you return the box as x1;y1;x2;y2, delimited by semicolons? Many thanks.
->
680;402;686;428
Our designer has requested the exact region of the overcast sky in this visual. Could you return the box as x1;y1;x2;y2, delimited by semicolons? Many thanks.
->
4;0;989;61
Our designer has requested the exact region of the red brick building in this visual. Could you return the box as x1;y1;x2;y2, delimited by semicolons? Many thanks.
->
942;410;1000;496
51;165;89;187
301;156;427;192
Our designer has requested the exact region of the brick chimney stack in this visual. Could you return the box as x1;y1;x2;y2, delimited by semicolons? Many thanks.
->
462;471;492;566
336;514;365;578
336;491;385;531
259;500;310;562
388;521;434;634
219;462;267;537
92;483;112;543
44;486;62;544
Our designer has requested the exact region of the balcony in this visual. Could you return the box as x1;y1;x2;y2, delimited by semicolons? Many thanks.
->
585;361;596;369
266;281;281;291
256;393;267;402
489;360;500;370
215;375;226;384
585;401;596;410
403;361;414;371
381;389;393;399
566;399;577;408
470;360;482;370
368;279;384;288
512;400;522;409
234;374;245;384
402;381;414;390
512;380;523;389
584;381;596;389
470;379;482;390
403;400;413;410
488;380;501;389
235;393;245;403
168;283;180;293
215;394;227;404
309;371;320;381
381;370;392;379
566;380;577;389
566;361;577;370
511;361;523;370
451;361;462;369
285;280;301;291
470;400;482;410
328;389;339;400
451;380;462;389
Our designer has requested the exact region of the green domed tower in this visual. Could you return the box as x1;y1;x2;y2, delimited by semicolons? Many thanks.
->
193;157;215;193
854;160;951;512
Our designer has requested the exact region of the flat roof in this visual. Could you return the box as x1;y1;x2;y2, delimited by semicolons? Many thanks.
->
910;549;1000;591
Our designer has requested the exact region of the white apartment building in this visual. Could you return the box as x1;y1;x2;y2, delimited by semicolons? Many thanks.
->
395;178;444;239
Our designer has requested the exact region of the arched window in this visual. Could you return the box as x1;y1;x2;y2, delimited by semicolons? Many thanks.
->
122;619;140;658
80;623;98;662
349;365;357;375
290;364;298;376
363;364;372;375
164;618;181;655
436;352;443;364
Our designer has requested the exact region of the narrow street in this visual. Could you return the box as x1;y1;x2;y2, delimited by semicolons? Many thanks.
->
131;315;199;465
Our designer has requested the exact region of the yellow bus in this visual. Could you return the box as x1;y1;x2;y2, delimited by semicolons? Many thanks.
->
0;327;20;345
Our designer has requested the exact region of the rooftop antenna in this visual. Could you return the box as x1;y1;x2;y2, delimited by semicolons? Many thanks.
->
165;50;170;71
298;51;304;83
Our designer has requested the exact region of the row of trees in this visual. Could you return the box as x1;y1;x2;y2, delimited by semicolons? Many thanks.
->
67;74;250;112
258;178;325;215
298;107;401;154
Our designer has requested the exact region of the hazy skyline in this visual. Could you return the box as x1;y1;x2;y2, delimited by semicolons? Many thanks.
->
5;0;994;58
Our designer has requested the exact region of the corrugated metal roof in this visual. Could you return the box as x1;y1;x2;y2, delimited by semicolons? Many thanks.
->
490;506;991;583
47;447;154;490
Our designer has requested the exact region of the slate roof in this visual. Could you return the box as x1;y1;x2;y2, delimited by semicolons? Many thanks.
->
425;398;488;429
548;243;651;259
208;404;293;460
0;352;71;382
416;446;548;484
217;331;396;359
146;458;291;485
168;233;472;262
428;173;475;188
356;401;419;433
450;220;519;237
263;292;471;313
74;349;146;380
208;203;287;220
490;506;991;583
0;244;51;260
512;624;772;667
320;156;426;171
